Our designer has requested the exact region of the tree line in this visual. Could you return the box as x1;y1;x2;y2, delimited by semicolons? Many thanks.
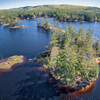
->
0;11;41;26
0;10;100;26
41;10;100;22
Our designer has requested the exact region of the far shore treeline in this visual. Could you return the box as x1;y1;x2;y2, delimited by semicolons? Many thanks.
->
0;4;100;27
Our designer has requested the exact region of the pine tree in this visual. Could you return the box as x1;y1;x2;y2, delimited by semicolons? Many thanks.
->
61;27;71;49
45;18;50;28
48;24;99;86
50;46;59;73
95;38;100;56
37;18;40;25
41;18;44;26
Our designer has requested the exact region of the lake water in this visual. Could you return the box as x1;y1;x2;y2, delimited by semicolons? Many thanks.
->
0;18;100;100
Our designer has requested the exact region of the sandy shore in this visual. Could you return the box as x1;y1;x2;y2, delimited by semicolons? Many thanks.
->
3;24;10;26
9;25;28;29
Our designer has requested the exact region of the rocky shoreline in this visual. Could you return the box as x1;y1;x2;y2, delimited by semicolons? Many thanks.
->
37;25;65;33
2;24;28;29
36;25;51;30
0;55;24;70
48;68;97;90
3;23;10;26
34;50;98;90
9;25;28;29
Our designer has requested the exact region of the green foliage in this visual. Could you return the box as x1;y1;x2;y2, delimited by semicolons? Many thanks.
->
44;57;50;66
47;24;99;86
88;60;99;79
0;7;100;86
41;10;100;22
0;10;41;26
94;38;100;56
50;24;63;48
37;18;40;25
45;18;50;28
0;6;100;24
77;80;81;84
41;18;44;25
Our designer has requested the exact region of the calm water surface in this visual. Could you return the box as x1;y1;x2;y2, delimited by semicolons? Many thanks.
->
0;18;100;100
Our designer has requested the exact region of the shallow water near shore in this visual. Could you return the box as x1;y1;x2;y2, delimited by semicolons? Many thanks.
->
0;18;100;100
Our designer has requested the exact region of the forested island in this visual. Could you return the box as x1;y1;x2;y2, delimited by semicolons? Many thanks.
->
0;12;29;29
0;55;24;70
35;20;100;89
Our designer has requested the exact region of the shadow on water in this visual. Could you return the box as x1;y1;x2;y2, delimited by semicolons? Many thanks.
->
12;61;61;100
37;27;51;38
67;83;94;99
12;60;96;100
13;62;100;100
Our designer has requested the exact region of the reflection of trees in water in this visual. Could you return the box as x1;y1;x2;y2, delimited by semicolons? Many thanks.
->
12;61;95;100
48;83;94;100
67;83;94;99
12;62;60;100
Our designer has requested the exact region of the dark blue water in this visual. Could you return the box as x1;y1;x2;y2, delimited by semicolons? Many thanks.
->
0;18;51;59
0;18;100;100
